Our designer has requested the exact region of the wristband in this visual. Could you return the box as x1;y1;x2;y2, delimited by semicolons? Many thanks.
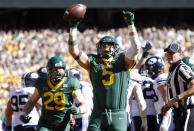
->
21;112;27;116
128;24;137;35
74;51;82;60
70;28;77;36
68;40;78;45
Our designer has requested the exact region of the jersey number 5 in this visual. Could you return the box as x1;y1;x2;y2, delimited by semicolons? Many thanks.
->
44;92;65;110
102;65;114;85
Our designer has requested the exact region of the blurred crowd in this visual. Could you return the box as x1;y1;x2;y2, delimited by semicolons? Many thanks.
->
0;26;193;108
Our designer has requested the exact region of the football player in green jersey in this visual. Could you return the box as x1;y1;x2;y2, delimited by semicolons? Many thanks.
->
19;56;88;131
182;57;194;72
67;11;141;131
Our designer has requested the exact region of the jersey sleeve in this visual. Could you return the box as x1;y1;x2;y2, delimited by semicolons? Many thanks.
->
68;77;81;90
179;65;194;84
156;74;167;87
34;77;47;94
9;89;15;99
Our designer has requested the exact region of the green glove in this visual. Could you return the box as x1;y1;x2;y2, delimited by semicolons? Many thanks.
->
69;18;83;29
19;113;32;124
67;105;81;115
122;11;134;25
142;40;152;58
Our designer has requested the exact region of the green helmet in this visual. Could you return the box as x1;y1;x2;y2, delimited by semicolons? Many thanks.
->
182;57;194;71
96;36;120;58
46;56;66;82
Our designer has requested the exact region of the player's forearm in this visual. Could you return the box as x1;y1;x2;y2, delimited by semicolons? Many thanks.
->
68;28;80;57
5;101;13;127
78;102;88;114
23;99;36;114
159;85;168;103
5;110;12;126
125;24;141;60
134;85;147;111
179;80;194;100
74;89;88;114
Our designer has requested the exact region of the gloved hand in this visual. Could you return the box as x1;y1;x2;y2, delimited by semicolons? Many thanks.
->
67;105;81;115
69;18;83;29
19;113;32;124
142;40;152;58
122;11;134;25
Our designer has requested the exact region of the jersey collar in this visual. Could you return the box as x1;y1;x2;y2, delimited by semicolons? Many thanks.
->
48;77;66;91
102;56;114;64
169;60;182;72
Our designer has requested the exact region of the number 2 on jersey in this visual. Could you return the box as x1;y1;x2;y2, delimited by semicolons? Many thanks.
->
44;92;65;110
102;65;114;85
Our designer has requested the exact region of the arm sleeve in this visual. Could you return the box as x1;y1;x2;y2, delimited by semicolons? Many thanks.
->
179;65;194;84
125;25;141;60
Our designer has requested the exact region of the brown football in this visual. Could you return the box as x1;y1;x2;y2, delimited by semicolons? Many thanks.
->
64;4;87;21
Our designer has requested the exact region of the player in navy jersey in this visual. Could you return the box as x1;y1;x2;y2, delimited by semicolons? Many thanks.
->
5;72;41;131
68;68;93;131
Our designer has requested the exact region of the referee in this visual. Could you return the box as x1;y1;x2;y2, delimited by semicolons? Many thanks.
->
161;42;194;131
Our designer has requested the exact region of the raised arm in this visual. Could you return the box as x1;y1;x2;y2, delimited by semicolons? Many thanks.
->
122;11;141;70
68;20;90;71
136;40;152;69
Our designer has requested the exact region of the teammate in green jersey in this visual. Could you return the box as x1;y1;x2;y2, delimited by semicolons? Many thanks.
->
19;56;88;131
66;11;141;131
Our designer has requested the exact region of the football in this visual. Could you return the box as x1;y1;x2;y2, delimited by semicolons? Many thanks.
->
64;4;87;21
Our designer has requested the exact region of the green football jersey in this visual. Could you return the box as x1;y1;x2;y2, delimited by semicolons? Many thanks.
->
35;76;80;124
88;52;130;110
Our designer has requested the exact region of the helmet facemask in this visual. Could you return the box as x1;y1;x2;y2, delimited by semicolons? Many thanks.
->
98;42;115;59
97;36;120;59
47;56;66;83
48;67;65;82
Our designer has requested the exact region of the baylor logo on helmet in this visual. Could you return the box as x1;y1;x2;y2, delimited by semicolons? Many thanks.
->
55;61;63;67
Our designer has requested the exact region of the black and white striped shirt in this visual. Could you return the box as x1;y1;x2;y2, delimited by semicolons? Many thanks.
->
167;60;194;108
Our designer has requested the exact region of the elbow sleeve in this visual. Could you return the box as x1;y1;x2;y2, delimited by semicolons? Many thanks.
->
126;36;141;60
125;25;141;60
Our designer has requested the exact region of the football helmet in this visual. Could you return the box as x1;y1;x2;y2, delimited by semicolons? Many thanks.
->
47;56;66;82
37;66;47;77
182;57;194;71
68;68;82;81
138;64;148;76
96;36;120;59
22;72;39;87
144;56;165;79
